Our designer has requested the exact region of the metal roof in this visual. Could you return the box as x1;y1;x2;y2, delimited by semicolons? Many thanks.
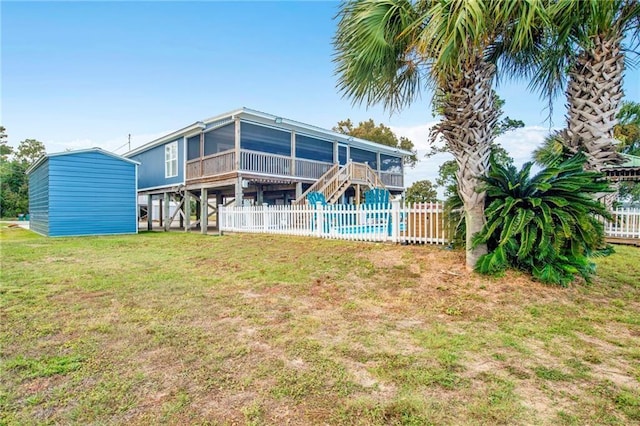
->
620;154;640;167
26;147;140;175
602;154;640;171
125;107;414;158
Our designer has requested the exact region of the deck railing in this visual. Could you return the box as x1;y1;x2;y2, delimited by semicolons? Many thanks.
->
380;171;403;187
186;149;403;187
292;162;388;205
295;158;333;179
186;150;235;180
240;150;292;176
293;163;342;205
186;160;201;180
204;150;235;176
354;162;385;188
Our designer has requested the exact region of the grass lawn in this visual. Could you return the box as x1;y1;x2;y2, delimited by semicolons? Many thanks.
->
1;225;639;425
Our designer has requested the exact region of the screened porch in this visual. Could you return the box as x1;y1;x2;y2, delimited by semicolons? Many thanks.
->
184;120;404;188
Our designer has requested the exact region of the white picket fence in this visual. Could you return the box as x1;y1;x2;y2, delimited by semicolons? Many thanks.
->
219;202;449;244
219;204;640;244
604;208;640;239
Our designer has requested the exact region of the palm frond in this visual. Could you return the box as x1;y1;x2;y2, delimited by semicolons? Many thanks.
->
334;0;425;112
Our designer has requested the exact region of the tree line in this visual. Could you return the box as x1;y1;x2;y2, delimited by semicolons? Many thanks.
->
0;126;46;218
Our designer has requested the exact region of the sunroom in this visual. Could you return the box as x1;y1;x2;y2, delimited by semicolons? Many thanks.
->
183;111;406;191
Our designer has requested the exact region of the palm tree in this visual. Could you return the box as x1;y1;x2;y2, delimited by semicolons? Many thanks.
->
534;100;640;207
530;0;640;171
335;0;546;269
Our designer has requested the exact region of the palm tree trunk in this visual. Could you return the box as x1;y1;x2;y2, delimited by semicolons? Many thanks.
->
565;34;625;171
433;59;498;270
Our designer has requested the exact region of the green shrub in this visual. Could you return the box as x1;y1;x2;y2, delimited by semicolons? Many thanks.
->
473;153;613;286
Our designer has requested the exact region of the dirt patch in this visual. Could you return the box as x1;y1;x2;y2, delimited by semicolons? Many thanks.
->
342;357;398;401
20;375;65;395
49;289;112;304
242;290;263;299
577;332;621;356
195;390;259;422
396;319;423;329
364;248;405;269
590;364;639;389
465;359;504;377
518;385;573;424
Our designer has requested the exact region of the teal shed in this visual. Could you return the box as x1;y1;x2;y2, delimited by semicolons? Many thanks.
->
26;148;139;237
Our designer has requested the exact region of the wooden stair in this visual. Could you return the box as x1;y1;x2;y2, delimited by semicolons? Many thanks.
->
292;161;386;205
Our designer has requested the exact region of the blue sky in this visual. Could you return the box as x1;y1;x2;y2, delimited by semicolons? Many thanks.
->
2;1;639;188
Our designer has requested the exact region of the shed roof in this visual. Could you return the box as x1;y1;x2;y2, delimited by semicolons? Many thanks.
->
602;153;640;171
125;107;415;158
620;154;640;168
26;147;140;175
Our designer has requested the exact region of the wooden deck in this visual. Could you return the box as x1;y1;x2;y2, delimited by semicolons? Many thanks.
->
605;236;640;247
185;149;403;189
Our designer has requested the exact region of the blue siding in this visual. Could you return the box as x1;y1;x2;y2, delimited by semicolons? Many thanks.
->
130;138;184;190
28;159;50;236
47;151;137;237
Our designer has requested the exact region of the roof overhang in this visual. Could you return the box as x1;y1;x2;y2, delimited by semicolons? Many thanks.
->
124;107;414;159
26;147;140;175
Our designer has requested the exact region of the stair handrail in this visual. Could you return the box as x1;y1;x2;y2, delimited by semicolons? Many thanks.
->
292;161;387;205
321;164;349;194
364;163;385;188
292;162;341;205
322;166;352;204
327;162;385;204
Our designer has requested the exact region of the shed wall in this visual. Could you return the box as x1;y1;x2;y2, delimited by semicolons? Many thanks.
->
130;138;184;190
28;158;50;236
48;151;137;236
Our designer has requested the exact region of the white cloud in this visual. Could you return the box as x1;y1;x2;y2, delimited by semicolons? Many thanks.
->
390;122;439;151
390;122;450;197
496;125;557;168
389;123;557;197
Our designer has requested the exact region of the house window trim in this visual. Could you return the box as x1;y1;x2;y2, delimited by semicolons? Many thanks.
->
165;141;178;178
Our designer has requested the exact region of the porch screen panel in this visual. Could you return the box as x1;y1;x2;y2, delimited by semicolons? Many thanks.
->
204;124;235;156
380;154;402;173
295;134;333;162
187;135;200;160
240;122;291;156
350;148;377;170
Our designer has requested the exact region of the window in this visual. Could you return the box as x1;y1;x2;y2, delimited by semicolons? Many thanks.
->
295;134;333;162
350;148;377;170
165;141;178;178
187;135;200;161
240;122;291;156
380;154;402;173
338;145;348;165
204;123;235;156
